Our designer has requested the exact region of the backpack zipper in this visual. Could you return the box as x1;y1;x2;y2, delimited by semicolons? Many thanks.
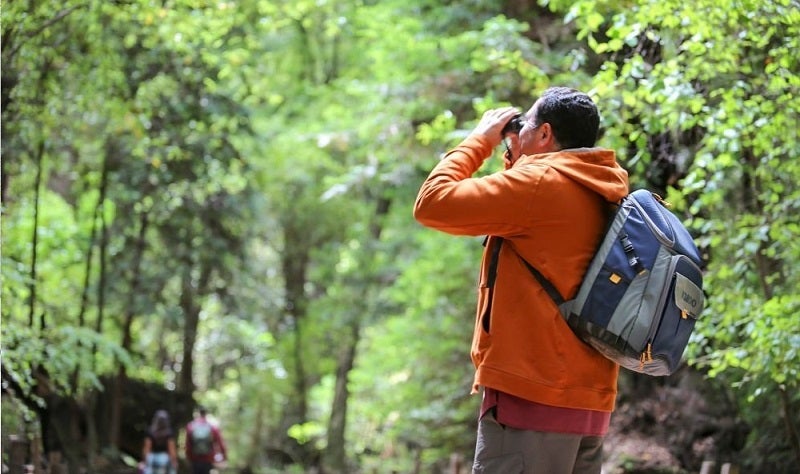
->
629;192;677;249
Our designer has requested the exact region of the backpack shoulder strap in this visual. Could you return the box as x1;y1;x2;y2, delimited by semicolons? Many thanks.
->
487;236;565;305
486;236;503;288
516;251;565;305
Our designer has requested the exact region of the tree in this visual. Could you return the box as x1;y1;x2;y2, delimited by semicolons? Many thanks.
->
3;0;798;472
2;0;259;468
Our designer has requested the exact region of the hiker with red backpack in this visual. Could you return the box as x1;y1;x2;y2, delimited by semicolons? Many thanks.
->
185;406;227;474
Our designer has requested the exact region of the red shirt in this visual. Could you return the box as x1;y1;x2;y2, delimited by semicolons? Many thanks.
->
481;387;610;436
185;417;227;463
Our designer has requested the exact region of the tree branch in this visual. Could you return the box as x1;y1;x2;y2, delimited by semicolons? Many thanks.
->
7;4;89;61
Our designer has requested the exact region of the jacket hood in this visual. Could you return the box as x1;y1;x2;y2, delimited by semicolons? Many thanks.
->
518;148;629;202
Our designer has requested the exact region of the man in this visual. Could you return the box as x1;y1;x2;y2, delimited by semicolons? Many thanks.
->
185;406;228;474
414;87;629;473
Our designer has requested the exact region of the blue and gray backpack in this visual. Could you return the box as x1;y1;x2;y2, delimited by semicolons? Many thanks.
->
495;189;705;376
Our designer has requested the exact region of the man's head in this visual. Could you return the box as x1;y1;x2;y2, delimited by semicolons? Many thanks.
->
198;406;208;417
519;87;600;155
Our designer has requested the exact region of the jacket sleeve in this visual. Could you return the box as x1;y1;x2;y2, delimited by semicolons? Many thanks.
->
213;426;227;459
413;135;538;237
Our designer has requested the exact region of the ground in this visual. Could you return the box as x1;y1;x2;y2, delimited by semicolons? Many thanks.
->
602;368;748;474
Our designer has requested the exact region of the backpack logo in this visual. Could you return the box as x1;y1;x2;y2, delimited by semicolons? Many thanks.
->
682;290;698;309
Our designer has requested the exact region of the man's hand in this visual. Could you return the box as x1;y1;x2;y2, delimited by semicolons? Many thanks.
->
470;107;520;148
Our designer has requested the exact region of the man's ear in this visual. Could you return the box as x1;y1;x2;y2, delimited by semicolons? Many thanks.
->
538;122;550;140
539;123;561;151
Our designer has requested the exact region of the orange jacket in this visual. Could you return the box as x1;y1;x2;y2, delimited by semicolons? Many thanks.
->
414;135;629;412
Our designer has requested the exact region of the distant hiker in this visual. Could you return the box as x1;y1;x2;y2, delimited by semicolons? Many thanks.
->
185;406;228;474
141;410;178;474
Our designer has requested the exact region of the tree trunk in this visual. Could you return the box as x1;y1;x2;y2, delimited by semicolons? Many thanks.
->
779;386;800;468
282;229;311;422
323;195;391;471
280;220;313;464
291;316;308;424
323;321;359;473
0;68;17;205
92;162;110;457
109;209;149;448
178;263;212;393
245;396;267;469
28;139;45;328
70;143;111;465
72;162;101;385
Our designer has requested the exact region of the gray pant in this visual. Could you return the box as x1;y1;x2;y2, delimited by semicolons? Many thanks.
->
472;410;604;474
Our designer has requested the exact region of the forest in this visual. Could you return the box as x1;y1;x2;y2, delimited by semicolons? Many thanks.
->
1;0;798;473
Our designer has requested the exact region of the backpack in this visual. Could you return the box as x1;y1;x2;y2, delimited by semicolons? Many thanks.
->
190;421;213;456
494;189;705;376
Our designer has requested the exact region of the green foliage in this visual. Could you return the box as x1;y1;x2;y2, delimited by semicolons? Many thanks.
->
611;0;797;380
1;187;121;396
3;0;799;472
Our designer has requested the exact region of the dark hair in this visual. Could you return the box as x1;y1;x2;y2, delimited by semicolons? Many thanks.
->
534;87;599;149
149;410;172;442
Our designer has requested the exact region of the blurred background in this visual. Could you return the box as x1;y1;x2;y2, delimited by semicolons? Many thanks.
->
2;0;798;473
